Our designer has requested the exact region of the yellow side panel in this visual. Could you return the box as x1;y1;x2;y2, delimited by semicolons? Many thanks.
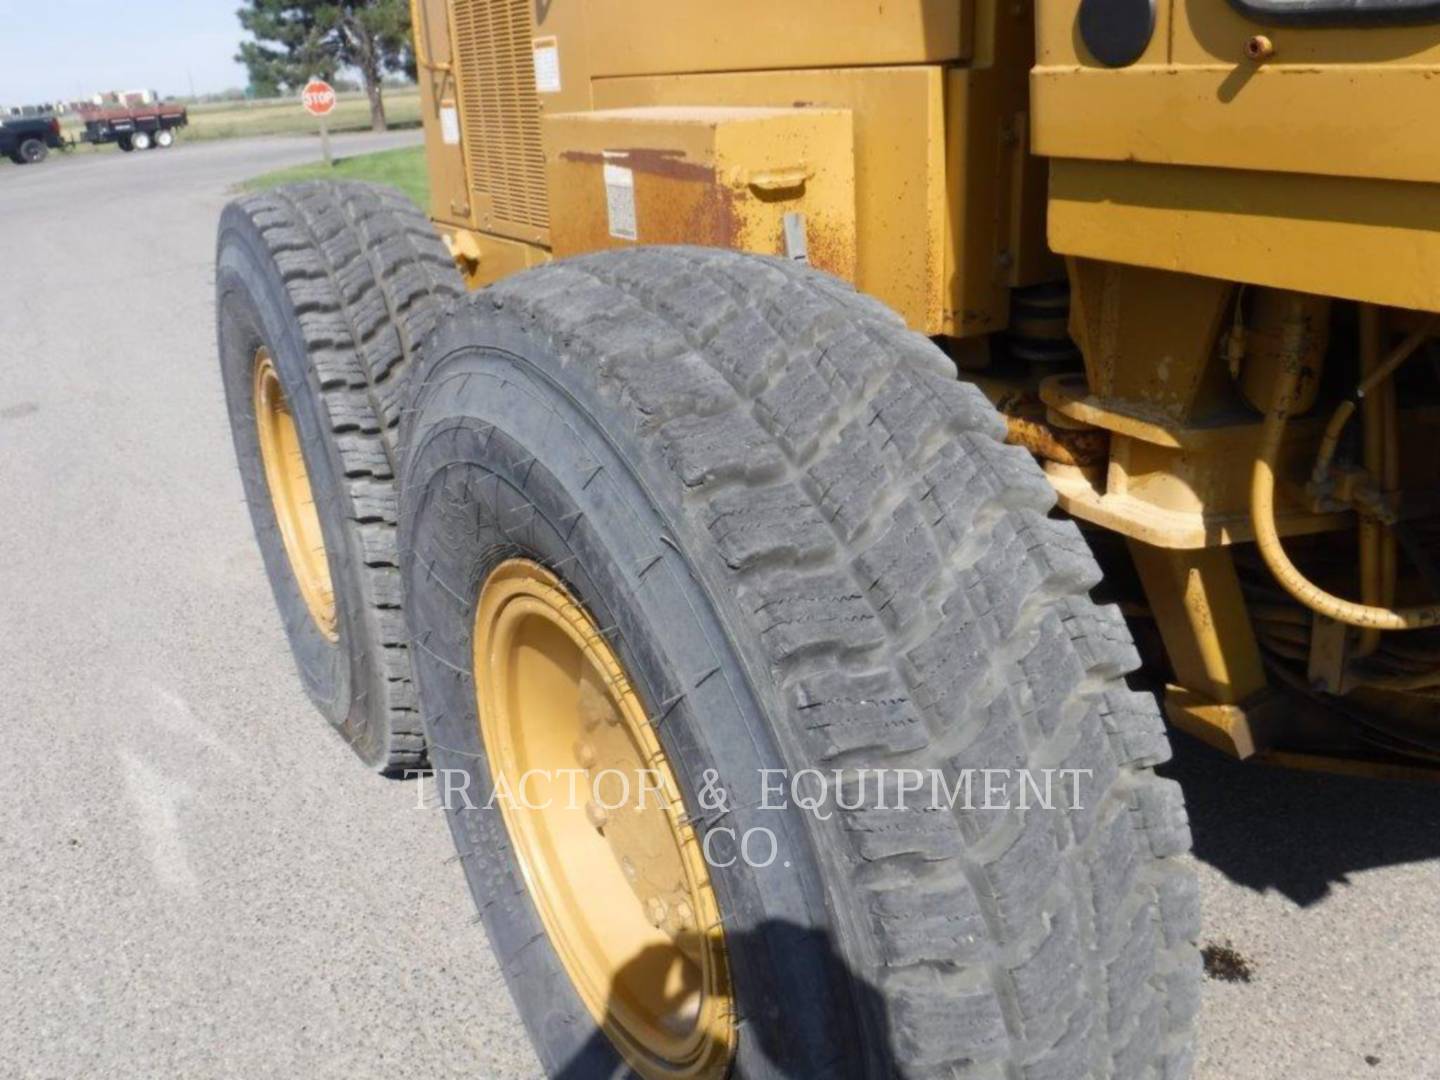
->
579;0;967;76
414;0;471;225
1032;66;1440;186
1048;159;1440;315
543;107;857;282
593;68;948;333
1169;2;1440;65
1033;1;1440;184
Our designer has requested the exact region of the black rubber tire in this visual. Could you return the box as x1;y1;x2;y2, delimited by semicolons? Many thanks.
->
18;138;46;164
216;181;463;771
400;247;1200;1078
117;135;133;153
155;128;175;148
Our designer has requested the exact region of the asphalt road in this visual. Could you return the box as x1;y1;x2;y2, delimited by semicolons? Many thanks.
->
0;132;540;1080
2;133;1438;1080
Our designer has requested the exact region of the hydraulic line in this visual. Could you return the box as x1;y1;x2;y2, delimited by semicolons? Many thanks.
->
1310;314;1440;490
1358;307;1388;655
1251;306;1440;631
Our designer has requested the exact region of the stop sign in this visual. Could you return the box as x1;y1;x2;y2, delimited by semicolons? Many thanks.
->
301;79;336;117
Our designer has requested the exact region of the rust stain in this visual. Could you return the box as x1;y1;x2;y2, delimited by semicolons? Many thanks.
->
683;178;742;252
559;147;713;184
574;147;743;251
556;143;854;280
1005;414;1109;467
996;388;1109;466
803;219;853;281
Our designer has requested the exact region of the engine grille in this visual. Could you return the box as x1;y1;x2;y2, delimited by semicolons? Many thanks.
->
451;0;550;232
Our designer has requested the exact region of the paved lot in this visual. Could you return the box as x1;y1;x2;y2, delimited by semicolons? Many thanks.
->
2;134;1438;1080
0;133;539;1080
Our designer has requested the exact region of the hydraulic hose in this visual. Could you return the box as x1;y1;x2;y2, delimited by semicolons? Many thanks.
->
1310;315;1438;491
1252;318;1440;631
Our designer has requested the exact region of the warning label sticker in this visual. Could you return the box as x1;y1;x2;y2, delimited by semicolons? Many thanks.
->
439;104;460;145
603;159;637;241
533;38;561;94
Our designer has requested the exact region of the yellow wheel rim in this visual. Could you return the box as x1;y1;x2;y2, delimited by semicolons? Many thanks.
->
473;560;735;1079
253;348;337;640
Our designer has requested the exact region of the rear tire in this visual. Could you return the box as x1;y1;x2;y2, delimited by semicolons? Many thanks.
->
117;135;134;152
155;128;175;148
400;247;1200;1077
216;181;463;770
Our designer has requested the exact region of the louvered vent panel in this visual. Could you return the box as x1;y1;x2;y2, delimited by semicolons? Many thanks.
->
451;0;549;231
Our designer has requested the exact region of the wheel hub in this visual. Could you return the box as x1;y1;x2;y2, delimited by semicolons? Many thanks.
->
253;348;336;639
472;559;735;1078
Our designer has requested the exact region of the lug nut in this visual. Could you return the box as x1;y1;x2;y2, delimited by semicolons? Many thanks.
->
646;897;669;926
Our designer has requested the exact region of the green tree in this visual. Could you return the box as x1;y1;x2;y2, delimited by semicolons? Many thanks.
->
236;1;413;130
247;71;283;99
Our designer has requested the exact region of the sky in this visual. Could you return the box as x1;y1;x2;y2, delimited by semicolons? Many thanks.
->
0;1;254;106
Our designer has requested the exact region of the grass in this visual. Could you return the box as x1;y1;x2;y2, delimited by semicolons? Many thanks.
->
184;87;421;141
241;144;430;211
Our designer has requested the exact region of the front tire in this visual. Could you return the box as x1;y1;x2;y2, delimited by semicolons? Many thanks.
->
215;181;462;770
132;130;152;151
400;248;1200;1078
18;138;46;164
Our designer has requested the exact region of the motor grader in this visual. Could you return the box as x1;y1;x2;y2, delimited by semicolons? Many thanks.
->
214;1;1440;1076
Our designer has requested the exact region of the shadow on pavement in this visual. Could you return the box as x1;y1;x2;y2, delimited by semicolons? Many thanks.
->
1161;730;1440;906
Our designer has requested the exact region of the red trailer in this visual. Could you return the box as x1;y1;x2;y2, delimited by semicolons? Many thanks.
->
79;102;188;152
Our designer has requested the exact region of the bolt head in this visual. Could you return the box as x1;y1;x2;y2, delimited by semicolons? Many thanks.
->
1245;35;1275;61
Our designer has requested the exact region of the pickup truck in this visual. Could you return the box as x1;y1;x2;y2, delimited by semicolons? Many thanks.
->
0;115;63;164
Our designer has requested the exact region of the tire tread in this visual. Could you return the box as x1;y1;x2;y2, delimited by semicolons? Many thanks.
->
230;180;462;770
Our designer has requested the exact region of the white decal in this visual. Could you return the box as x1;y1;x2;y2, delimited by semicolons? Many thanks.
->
439;104;460;145
533;38;562;94
603;157;637;241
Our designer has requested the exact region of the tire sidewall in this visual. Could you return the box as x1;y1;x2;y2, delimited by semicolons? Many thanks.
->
401;311;868;1079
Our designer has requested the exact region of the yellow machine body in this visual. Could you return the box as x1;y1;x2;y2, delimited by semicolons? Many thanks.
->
542;106;858;282
411;0;1440;775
